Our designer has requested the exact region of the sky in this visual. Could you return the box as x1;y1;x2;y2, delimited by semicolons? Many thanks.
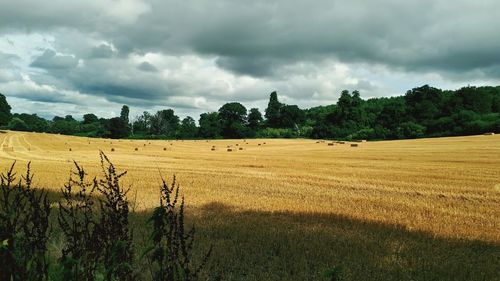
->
1;0;500;120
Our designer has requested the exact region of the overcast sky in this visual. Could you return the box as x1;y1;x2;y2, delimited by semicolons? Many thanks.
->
1;0;499;120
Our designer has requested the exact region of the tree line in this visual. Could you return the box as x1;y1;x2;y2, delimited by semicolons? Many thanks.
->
0;84;499;140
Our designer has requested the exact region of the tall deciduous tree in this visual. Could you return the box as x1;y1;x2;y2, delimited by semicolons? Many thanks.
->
0;93;12;126
218;102;248;138
198;112;221;138
247;108;263;130
265;91;282;128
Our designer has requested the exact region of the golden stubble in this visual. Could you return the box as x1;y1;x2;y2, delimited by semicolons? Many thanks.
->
0;131;499;243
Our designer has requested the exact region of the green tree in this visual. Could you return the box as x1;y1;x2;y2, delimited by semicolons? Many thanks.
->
179;116;197;139
83;113;99;124
150;109;179;137
247;108;263;130
279;105;305;128
218;102;248;138
8;117;28;131
107;117;129;139
120;105;130;125
265;91;282;128
198;112;221;138
0;93;12;126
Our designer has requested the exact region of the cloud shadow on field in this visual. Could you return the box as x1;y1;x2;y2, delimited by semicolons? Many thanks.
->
172;201;500;281
12;178;500;281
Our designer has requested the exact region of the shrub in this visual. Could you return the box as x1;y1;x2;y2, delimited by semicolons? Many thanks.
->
0;162;51;281
144;176;212;281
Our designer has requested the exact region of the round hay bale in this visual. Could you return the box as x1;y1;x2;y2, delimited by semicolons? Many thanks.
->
111;148;115;152
134;147;138;151
143;143;146;146
236;144;239;146
351;143;359;147
328;143;334;146
163;147;167;151
69;148;72;151
227;148;232;152
211;148;216;151
238;147;243;150
258;143;261;146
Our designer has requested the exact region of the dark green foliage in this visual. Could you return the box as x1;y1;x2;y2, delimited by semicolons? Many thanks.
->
0;93;12;126
218;102;248;138
198;112;221;138
83;114;99;124
12;113;49;132
108;117;129;139
96;152;134;281
1;154;212;281
8;117;29;131
179;116;198;139
247;108;263;130
58;162;100;281
120;105;130;125
0;162;51;281
144;176;211;281
265;91;282;128
2;85;500;140
279;105;305;128
150;109;180;137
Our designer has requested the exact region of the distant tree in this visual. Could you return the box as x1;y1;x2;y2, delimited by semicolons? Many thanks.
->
218;102;248;138
83;113;99;124
150;109;179;136
179;116;197;139
13;113;49;132
198;112;221;138
107;117;129;139
65;115;76;122
53;116;64;122
120;105;130;125
247;108;263;130
279;105;305;128
404;85;443;123
8;117;29;131
0;93;12;126
132;111;151;134
265;91;282;128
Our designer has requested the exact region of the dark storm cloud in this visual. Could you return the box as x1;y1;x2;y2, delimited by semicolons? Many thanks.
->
1;0;500;118
30;49;79;69
3;0;500;77
137;61;158;72
89;44;114;59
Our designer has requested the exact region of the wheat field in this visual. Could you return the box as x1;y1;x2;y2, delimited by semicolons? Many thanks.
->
1;130;499;280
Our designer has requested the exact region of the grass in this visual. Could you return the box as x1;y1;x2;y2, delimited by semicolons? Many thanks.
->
0;130;499;280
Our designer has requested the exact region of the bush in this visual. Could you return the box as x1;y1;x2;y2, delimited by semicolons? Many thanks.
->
0;162;51;281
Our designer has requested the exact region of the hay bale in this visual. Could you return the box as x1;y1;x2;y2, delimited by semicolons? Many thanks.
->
227;148;232;152
163;147;167;151
134;147;138;151
111;148;115;152
258;143;261;146
328;142;334;146
351;143;358;147
316;141;320;143
338;141;345;144
69;148;72;151
238;147;243;151
143;143;146;146
263;142;266;144
236;144;239;146
211;148;216;151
